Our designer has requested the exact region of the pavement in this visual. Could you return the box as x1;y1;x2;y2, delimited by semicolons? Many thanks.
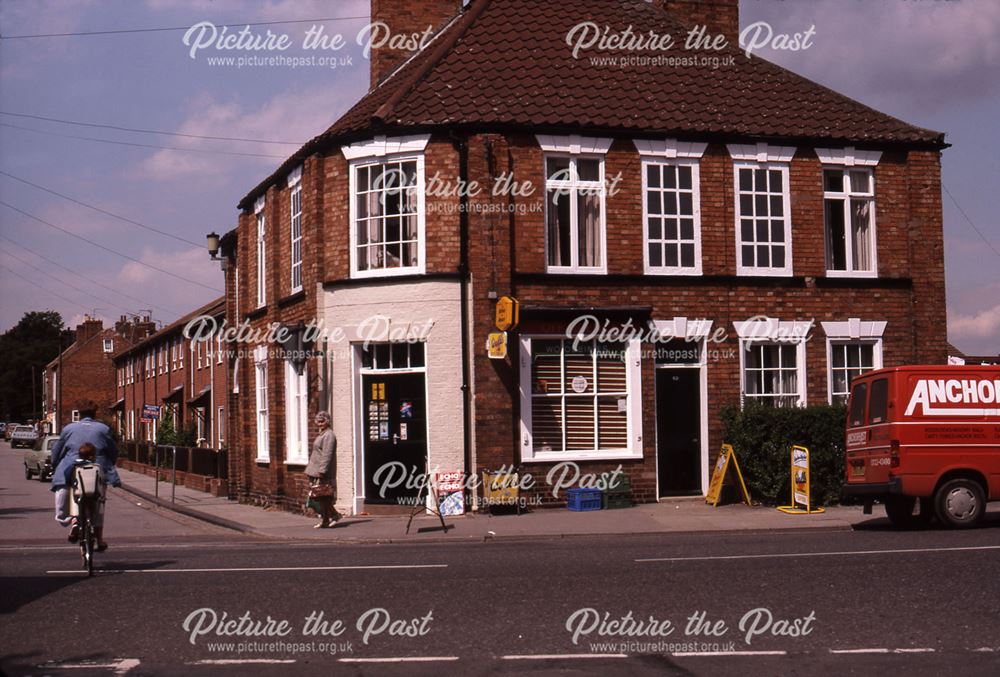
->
115;465;879;543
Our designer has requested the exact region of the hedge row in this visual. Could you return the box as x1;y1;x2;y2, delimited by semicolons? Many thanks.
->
720;402;848;506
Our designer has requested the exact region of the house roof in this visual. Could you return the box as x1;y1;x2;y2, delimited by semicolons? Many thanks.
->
238;0;945;209
46;326;116;370
113;296;225;360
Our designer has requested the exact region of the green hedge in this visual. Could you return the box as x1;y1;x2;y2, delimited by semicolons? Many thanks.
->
720;402;848;506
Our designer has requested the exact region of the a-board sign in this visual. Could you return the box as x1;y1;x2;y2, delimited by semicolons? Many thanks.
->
435;471;465;516
778;445;825;514
705;444;752;507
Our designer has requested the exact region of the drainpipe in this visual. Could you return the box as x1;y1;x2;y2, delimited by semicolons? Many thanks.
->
450;130;473;496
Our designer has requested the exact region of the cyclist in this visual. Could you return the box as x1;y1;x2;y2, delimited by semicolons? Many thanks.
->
51;400;121;550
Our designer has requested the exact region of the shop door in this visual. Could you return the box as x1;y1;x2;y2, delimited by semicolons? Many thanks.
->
656;369;702;496
362;373;427;505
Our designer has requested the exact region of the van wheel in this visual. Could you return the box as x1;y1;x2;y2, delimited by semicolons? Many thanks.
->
884;496;920;528
934;479;986;529
24;464;33;480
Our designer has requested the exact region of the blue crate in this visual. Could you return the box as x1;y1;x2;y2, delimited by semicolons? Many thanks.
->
567;488;603;511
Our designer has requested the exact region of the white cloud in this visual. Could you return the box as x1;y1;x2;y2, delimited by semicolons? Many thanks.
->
138;74;367;180
745;0;1000;112
145;0;369;23
949;303;1000;354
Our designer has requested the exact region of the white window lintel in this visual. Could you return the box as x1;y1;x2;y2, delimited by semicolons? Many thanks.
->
727;142;796;163
341;134;431;161
253;195;266;214
733;317;814;342
633;138;708;159
650;317;714;340
286;165;303;187
815;147;882;167
821;319;887;340
536;134;614;155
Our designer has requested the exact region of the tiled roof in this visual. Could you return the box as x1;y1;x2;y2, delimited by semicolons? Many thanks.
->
239;0;945;208
112;296;225;360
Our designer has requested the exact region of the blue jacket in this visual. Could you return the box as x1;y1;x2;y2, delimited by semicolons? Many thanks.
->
50;418;121;491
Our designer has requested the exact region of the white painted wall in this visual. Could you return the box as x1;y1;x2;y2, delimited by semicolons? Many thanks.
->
320;279;465;515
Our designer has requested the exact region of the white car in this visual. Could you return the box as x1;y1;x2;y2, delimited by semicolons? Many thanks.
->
10;425;38;449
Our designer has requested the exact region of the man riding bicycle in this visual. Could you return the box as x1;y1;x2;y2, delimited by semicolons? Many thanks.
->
51;400;121;551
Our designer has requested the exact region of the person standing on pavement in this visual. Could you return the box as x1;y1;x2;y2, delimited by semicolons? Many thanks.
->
50;400;121;548
305;411;339;528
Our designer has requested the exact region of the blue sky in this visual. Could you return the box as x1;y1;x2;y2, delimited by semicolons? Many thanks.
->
1;0;997;354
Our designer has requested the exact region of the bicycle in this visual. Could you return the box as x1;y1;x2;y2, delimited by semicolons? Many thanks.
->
70;460;106;577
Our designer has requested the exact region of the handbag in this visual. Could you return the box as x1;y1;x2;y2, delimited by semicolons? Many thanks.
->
309;482;333;498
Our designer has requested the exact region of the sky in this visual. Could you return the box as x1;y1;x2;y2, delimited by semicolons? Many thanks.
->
0;0;997;354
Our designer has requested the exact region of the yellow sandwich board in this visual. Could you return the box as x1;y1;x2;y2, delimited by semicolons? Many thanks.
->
706;444;752;507
778;445;825;514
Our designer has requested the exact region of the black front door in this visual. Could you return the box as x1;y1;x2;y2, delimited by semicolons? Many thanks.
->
656;369;702;496
362;373;427;505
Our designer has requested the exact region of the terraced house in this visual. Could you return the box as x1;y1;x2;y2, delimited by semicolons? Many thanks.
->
222;0;947;515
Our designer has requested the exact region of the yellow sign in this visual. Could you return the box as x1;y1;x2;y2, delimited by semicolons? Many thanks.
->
481;471;520;506
495;295;519;331
778;445;825;514
486;332;508;359
706;444;752;507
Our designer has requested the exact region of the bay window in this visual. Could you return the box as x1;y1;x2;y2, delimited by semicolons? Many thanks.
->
344;135;429;278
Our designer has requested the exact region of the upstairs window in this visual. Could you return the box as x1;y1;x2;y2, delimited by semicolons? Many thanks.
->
289;167;303;292
643;160;701;274
544;156;606;272
344;135;429;278
255;195;266;307
824;168;876;276
103;338;114;353
734;164;792;275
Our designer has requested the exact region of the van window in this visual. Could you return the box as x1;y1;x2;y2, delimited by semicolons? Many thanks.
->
869;378;889;424
849;382;868;427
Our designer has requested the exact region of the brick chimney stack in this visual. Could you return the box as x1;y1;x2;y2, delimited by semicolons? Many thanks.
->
74;317;104;344
369;0;464;88
653;0;740;46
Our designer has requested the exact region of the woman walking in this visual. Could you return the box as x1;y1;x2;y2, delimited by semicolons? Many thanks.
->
306;411;339;528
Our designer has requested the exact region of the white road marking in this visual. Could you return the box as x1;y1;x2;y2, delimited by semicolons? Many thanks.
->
636;544;1000;563
501;654;629;660
39;658;140;675
46;564;447;574
338;657;460;663
893;648;935;653
673;651;787;657
830;648;889;654
187;659;297;665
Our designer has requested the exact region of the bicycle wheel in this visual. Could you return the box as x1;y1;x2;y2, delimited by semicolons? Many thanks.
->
80;504;94;577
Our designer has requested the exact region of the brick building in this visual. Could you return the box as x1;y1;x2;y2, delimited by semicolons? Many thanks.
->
112;298;227;448
223;0;948;514
43;315;155;433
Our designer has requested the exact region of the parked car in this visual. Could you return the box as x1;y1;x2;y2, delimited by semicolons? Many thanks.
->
10;425;38;449
24;434;59;481
0;423;6;436
4;424;18;441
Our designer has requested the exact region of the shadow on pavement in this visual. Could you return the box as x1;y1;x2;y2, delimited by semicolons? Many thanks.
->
853;511;1000;531
0;506;52;517
0;576;83;614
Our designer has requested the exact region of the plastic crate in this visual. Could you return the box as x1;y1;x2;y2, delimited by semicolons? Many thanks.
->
602;492;632;510
567;488;603;511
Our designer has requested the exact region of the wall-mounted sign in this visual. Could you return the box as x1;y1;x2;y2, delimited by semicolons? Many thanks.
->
141;404;161;423
494;295;519;331
487;331;508;359
571;375;589;393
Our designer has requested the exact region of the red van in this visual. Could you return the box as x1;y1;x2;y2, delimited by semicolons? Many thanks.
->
842;365;1000;528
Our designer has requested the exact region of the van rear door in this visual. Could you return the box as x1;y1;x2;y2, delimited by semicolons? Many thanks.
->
845;376;893;485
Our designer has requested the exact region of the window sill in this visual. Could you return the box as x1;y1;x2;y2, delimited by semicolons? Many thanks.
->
350;266;424;279
824;270;878;279
255;458;270;465
644;267;703;276
245;307;267;321
278;290;306;308
522;450;642;463
284;459;308;467
736;268;794;277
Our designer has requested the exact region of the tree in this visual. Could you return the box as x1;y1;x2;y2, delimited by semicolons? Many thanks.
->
0;311;71;421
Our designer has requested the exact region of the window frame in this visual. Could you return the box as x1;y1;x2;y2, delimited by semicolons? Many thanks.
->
284;360;309;465
738;340;807;408
254;348;270;462
542;153;608;274
255;198;267;308
822;166;878;278
641;157;703;275
732;161;794;277
103;338;114;353
217;405;225;444
289;178;303;293
518;335;643;462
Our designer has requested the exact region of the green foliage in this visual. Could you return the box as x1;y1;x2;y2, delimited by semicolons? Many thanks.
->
720;402;848;506
0;310;70;420
156;416;197;447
